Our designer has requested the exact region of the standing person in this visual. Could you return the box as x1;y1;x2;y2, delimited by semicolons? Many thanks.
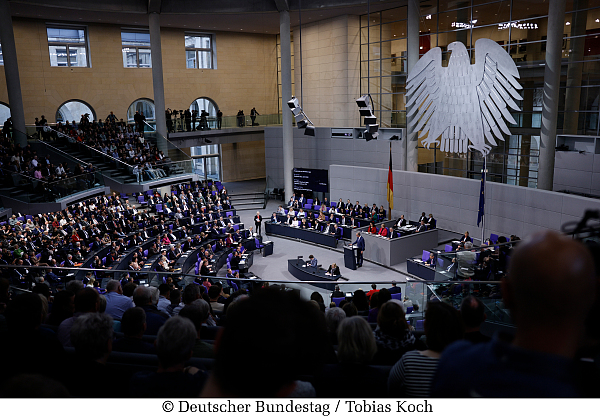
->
254;211;262;235
250;107;260;126
236;110;244;127
184;109;191;132
353;231;365;267
216;109;223;129
165;109;173;132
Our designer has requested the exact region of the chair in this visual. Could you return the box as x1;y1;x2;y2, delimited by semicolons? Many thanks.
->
146;190;153;196
229;280;239;291
169;224;173;230
194;262;200;275
137;195;147;207
406;306;413;314
304;204;311;210
102;257;107;266
26;215;33;221
306;199;313;205
331;202;337;207
120;193;129;200
490;233;499;244
391;293;402;301
225;211;233;217
255;238;264;253
212;244;217;252
143;250;148;257
156;204;163;213
332;297;345;307
421;250;431;262
415;319;425;331
233;224;239;231
444;244;453;252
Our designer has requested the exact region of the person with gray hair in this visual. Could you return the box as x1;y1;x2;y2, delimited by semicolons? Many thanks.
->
66;312;114;397
104;279;134;320
453;241;476;279
178;299;215;358
129;316;208;397
65;279;84;295
337;315;376;365
325;307;346;345
133;285;169;335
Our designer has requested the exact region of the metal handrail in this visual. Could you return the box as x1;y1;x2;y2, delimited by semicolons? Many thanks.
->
42;125;135;169
28;137;92;169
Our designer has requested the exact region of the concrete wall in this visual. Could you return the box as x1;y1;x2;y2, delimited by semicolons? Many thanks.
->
265;126;405;189
330;164;600;239
0;19;279;123
292;15;360;128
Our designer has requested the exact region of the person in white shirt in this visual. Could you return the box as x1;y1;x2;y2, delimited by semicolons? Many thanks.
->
297;209;306;218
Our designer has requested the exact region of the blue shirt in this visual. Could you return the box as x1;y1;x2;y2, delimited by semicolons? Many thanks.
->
104;291;135;320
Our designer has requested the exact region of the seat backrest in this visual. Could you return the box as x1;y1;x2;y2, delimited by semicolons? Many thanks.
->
306;199;313;205
331;201;337;207
445;244;453;252
304;204;311;210
391;293;402;301
406;306;414;314
490;233;499;244
421;250;430;262
143;249;148;257
332;297;345;307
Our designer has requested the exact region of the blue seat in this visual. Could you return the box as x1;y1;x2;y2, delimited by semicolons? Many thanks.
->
332;297;345;307
391;293;402;301
306;199;313;205
421;250;430;262
255;238;264;252
330;201;337;207
490;233;499;244
445;244;453;252
304;204;311;210
406;306;413;314
143;249;148;257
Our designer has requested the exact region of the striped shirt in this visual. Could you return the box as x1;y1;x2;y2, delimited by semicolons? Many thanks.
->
388;350;439;397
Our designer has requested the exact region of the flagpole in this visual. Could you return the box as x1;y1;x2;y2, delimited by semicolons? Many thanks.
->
388;141;392;220
481;154;487;246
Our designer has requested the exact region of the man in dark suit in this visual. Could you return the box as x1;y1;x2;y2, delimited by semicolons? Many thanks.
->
353;232;365;267
332;224;343;242
416;220;428;232
388;281;401;294
395;215;407;228
427;214;436;229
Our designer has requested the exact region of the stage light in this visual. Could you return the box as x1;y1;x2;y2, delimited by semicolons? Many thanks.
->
356;94;370;108
304;125;316;136
288;96;300;109
297;119;308;129
364;115;377;125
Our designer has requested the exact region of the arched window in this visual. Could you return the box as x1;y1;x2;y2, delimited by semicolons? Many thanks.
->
0;102;10;126
127;98;155;124
56;100;96;124
190;97;218;118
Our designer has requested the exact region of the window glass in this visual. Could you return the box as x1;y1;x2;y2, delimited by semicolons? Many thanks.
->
56;101;95;124
185;35;214;69
47;26;89;67
121;30;151;68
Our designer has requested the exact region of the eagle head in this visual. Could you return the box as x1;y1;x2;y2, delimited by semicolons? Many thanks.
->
447;41;469;66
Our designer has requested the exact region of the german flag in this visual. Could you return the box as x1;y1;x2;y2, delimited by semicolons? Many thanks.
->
387;142;394;215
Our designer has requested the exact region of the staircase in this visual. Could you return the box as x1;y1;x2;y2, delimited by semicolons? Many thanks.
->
229;191;266;211
52;141;138;184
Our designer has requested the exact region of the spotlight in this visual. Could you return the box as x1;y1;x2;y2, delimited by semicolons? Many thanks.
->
294;112;305;123
359;107;374;117
304;125;316;136
364;115;377;125
366;124;379;134
356;94;371;108
390;134;400;141
291;106;303;117
288;96;300;109
288;95;316;134
297;119;308;129
364;131;378;141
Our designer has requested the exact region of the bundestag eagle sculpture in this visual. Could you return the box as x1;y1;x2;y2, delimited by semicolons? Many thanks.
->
406;39;522;155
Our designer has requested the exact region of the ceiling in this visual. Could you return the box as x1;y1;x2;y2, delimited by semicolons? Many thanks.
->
9;0;408;34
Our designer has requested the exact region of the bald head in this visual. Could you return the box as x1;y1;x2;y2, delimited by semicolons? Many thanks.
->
505;231;595;331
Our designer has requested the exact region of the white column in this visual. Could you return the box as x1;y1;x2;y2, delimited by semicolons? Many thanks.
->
280;10;294;200
149;12;167;140
405;0;420;172
0;0;26;147
538;0;567;190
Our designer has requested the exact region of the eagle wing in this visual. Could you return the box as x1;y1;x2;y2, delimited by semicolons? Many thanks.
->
405;47;443;147
474;38;523;153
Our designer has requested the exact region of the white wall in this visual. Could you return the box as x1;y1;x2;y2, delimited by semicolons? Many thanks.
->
330;164;600;239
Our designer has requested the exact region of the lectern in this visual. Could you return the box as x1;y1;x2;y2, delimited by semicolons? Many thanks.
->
344;244;357;270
